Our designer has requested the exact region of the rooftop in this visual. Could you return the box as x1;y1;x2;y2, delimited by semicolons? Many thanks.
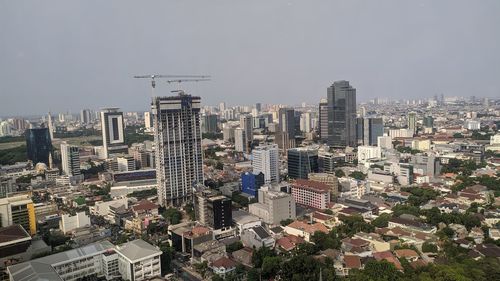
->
116;239;161;262
293;179;330;193
0;225;31;246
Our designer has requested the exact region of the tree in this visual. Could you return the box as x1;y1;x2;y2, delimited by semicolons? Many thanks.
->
349;260;402;281
349;171;366;181
371;213;391;228
226;241;243;253
335;169;346;178
162;208;182;224
311;230;341;250
261;256;282;279
193;261;209;278
252;246;276;268
422;242;438;253
280;218;294;226
160;244;174;275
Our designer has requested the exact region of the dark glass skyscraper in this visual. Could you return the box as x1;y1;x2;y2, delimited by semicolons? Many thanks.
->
327;81;357;147
25;128;52;165
287;147;319;179
356;117;384;146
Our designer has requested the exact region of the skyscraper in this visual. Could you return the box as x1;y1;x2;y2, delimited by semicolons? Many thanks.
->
318;99;329;142
408;112;417;136
60;142;81;176
144;111;153;130
287;147;319;180
239;114;253;152
276;108;296;149
202;114;219;134
152;93;203;206
25;128;52;165
234;128;246;152
80;109;92;124
356;117;384;146
299;112;312;133
252;144;279;184
100;108;127;158
327;81;357;147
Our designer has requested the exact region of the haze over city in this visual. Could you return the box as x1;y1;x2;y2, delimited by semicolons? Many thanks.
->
1;0;500;116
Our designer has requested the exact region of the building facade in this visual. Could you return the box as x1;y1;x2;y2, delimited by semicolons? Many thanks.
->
327;81;357;147
252;144;279;184
100;108;128;158
60;142;81;176
152;94;203;206
25;128;52;165
287;147;319;179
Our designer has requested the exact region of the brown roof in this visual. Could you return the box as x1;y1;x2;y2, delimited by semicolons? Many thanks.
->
344;255;362;269
373;251;403;270
293;179;330;193
342;238;370;248
410;259;428;269
286;221;328;234
276;235;305;251
211;257;237;269
183;226;211;238
394;249;419;258
0;225;31;244
132;199;158;212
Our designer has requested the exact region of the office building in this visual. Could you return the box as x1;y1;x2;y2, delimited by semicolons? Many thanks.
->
318;151;345;173
287;147;319;179
318;99;329;141
249;186;296;225
255;103;262;113
252;144;279;184
423;116;434;129
116;155;136;172
275;108;296;149
152;94;203;206
291;179;330;210
80;109;92;124
100;108;128;158
239;114;253;152
241;172;265;198
357;117;384;146
0;194;36;235
60;142;81;176
202;114;219;134
327;81;357;147
408;112;417;135
26;128;52;165
195;190;232;230
234;128;246;153
60;212;91;234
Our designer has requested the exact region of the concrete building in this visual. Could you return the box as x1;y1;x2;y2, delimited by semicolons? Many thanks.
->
195;190;232;231
241;226;275;249
7;239;161;281
318;150;345;173
60;212;91;234
308;173;339;199
377;135;393;150
327;81;357;147
239;114;253;152
234;128;246;153
249;186;296;225
0;194;36;235
60;142;81;176
291;179;330;210
252;144;279;184
116;155;136;172
357;146;382;165
408;112;417;135
144;111;152;130
116;239;162;281
357;117;384;146
100;108;128;158
152;94;203;206
318;99;329;141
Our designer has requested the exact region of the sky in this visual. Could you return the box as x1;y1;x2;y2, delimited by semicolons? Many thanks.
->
1;0;499;116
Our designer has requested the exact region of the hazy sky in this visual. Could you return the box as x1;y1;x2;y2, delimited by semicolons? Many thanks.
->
1;0;499;116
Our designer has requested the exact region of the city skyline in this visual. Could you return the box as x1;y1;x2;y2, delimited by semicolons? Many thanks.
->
2;0;500;116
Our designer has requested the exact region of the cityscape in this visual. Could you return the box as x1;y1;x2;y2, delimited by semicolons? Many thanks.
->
1;1;500;281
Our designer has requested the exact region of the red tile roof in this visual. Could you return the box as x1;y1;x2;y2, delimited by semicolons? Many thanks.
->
211;257;236;269
344;255;362;269
286;221;328;234
293;179;330;193
132;199;158;212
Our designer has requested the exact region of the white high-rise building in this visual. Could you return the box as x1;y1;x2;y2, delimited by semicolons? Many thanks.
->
60;141;81;176
152;93;203;206
80;109;92;124
144;111;152;130
0;121;11;137
219;102;226;112
252;144;279;184
100;108;127;158
299;112;312;133
234;128;246;153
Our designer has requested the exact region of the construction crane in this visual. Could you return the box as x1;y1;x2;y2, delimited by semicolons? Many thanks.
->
133;74;210;97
